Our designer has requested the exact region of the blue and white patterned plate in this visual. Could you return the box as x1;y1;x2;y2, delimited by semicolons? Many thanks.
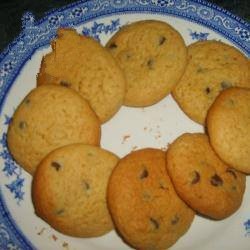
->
0;0;249;249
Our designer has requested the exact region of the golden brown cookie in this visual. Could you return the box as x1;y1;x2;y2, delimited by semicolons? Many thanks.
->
207;87;250;174
108;148;195;250
166;133;246;220
37;28;126;123
32;144;119;237
172;40;250;124
106;20;187;107
7;85;100;175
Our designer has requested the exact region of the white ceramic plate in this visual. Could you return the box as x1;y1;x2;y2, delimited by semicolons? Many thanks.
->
0;0;249;249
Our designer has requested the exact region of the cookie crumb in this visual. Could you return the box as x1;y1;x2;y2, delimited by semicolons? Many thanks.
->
62;242;69;248
52;234;58;241
122;135;131;144
37;227;46;236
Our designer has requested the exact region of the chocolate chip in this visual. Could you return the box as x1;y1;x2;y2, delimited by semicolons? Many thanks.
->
51;161;61;171
197;67;204;73
171;215;179;225
56;209;64;215
147;59;155;69
82;180;91;196
210;174;223;186
140;169;148;179
142;191;151;201
126;53;132;59
229;98;235;106
190;171;200;184
108;42;117;49
232;185;237;191
60;81;71;87
205;87;211;94
25;99;30;104
83;180;90;190
19;121;27;129
159;181;168;190
221;81;232;90
159;36;166;45
150;217;159;229
226;168;237;179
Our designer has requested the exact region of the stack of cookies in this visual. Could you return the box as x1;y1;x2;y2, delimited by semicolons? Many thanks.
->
6;20;249;250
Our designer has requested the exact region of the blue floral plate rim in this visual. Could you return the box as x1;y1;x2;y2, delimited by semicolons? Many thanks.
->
0;0;249;249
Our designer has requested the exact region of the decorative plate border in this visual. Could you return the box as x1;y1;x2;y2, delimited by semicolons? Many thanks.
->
0;0;249;248
0;189;33;249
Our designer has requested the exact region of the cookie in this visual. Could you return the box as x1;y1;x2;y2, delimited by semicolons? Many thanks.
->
106;20;187;107
32;144;119;237
166;133;246;220
172;40;250;124
108;148;195;250
37;28;126;123
7;85;100;175
207;87;250;174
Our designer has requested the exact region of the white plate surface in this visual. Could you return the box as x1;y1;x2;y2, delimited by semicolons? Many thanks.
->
0;0;249;249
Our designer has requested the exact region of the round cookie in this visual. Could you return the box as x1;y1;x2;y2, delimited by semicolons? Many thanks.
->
37;28;126;123
172;40;250;124
108;148;195;250
166;133;246;220
106;20;187;107
32;144;119;237
207;87;250;174
7;85;100;175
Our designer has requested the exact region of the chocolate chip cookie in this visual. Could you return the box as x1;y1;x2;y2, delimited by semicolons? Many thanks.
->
108;148;195;250
166;133;246;219
207;87;250;174
172;40;249;124
7;85;100;174
32;144;119;237
37;28;126;123
106;20;187;107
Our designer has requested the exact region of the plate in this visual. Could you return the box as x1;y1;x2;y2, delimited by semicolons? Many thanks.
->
0;0;249;249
